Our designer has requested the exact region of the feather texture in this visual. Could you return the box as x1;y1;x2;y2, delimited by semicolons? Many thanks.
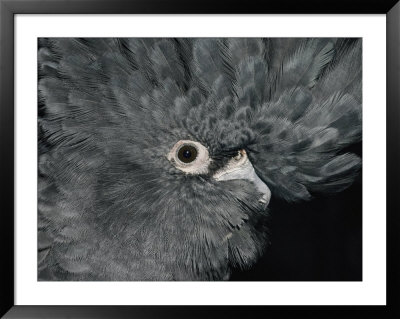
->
38;38;362;280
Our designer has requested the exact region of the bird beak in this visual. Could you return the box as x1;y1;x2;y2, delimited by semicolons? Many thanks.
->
213;150;271;205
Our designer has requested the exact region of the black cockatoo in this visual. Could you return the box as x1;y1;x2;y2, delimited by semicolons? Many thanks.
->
38;38;362;281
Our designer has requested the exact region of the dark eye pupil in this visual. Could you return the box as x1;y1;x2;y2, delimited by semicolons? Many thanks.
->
183;150;192;158
177;145;197;163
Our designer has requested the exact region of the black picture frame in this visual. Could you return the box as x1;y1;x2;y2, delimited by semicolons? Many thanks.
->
1;0;399;318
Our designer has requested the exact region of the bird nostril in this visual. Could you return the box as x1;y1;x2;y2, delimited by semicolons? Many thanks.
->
234;149;246;161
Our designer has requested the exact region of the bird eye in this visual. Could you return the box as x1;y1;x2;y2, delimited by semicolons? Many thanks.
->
177;144;198;163
167;140;211;175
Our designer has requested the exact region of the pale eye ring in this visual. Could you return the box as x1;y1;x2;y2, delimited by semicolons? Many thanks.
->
167;140;211;175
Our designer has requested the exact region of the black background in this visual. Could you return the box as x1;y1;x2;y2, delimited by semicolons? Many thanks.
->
231;142;362;281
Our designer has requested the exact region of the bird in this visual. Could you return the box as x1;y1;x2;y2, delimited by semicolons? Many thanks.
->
38;38;362;281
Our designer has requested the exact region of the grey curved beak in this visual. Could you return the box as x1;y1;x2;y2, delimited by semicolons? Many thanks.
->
213;150;271;205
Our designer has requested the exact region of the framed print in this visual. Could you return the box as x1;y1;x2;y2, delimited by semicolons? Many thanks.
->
1;0;399;318
36;36;363;283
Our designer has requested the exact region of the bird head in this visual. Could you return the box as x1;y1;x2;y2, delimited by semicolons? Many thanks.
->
91;95;272;279
38;38;362;280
